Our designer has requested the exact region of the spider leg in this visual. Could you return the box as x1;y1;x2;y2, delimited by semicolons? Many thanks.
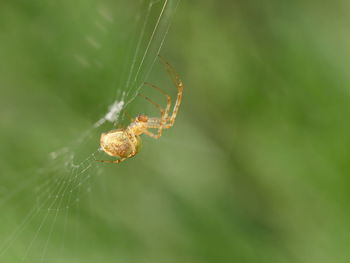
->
138;93;166;138
143;129;162;139
138;93;164;114
158;55;181;90
158;55;184;128
164;83;183;129
144;82;171;119
123;110;133;122
114;111;133;128
96;158;127;164
96;148;137;164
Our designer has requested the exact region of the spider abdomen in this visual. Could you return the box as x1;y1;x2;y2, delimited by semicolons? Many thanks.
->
100;129;137;158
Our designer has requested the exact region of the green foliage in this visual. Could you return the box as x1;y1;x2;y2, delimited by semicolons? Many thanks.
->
1;0;350;262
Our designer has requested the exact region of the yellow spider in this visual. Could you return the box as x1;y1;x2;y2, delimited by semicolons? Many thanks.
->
98;56;184;164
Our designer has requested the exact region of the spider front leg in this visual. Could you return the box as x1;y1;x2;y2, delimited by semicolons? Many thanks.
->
144;82;172;120
158;56;184;129
138;93;168;139
142;129;159;139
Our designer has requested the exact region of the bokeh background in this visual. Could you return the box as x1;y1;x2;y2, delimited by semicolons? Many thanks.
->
1;0;350;262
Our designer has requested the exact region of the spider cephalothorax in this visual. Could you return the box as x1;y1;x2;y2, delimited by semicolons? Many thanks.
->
98;56;184;164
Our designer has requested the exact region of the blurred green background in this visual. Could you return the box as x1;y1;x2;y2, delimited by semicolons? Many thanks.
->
1;0;350;262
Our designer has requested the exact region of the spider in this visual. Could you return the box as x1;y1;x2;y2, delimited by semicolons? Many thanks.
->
97;56;184;164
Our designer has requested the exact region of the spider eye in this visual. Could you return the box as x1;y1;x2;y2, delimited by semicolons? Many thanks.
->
137;115;148;122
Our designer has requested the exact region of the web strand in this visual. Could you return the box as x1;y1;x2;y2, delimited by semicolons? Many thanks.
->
0;1;180;261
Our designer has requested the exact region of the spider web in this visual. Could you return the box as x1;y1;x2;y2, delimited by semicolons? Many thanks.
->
0;0;180;261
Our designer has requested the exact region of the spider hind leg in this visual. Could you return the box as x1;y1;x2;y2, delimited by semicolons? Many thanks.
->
96;158;127;164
